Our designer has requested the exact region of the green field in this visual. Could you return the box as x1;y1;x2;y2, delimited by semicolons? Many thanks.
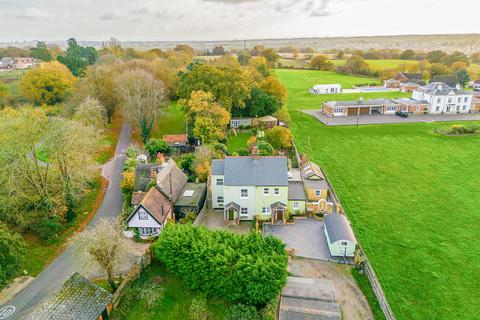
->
275;69;409;110
227;132;251;153
0;70;26;99
153;102;186;138
332;59;419;71
278;69;480;320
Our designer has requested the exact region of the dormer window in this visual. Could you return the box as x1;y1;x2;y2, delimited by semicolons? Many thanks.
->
138;210;148;220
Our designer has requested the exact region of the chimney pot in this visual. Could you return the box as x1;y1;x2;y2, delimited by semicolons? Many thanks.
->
252;146;260;160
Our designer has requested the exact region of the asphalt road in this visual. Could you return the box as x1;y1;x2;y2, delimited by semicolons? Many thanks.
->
0;124;131;320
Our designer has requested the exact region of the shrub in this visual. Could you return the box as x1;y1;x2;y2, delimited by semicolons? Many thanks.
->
265;126;293;150
238;148;249;156
195;161;210;182
0;223;26;286
256;140;274;156
189;296;213;320
145;138;171;158
227;304;260;320
451;124;466;134
33;216;64;240
180;153;195;174
153;224;288;306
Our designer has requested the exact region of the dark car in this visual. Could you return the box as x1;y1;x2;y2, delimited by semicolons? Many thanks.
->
395;110;409;118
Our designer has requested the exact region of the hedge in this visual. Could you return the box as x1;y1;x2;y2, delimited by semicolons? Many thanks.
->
153;224;288;306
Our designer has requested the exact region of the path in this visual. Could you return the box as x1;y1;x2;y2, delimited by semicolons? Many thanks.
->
0;124;131;320
303;109;480;126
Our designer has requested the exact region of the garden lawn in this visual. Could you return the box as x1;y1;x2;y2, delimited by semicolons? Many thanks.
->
276;69;410;110
153;101;186;138
227;132;251;153
112;263;229;320
332;59;420;71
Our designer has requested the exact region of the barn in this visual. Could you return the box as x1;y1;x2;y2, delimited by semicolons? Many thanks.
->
323;214;357;257
310;84;342;94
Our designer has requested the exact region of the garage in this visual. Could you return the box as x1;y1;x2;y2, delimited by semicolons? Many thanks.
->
347;106;370;116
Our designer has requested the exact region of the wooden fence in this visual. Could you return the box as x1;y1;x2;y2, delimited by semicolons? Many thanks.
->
292;143;396;320
192;198;208;226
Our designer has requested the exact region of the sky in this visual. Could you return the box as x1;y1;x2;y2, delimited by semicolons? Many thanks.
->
0;0;479;42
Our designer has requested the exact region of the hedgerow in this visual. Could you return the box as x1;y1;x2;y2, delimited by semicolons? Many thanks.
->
153;224;288;306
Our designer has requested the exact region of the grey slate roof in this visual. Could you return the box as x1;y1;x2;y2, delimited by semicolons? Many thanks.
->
134;163;159;192
418;82;472;95
211;159;225;175
288;181;307;200
393;98;429;105
324;214;356;243
223;156;289;186
156;159;188;202
27;273;113;320
326;99;396;107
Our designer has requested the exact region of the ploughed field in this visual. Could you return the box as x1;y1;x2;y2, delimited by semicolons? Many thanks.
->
277;69;480;320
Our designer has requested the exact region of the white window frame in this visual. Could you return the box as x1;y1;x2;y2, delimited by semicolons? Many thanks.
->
387;106;396;111
293;201;299;209
274;188;280;196
217;196;224;204
315;189;321;197
232;120;240;127
241;189;248;199
262;207;271;214
216;178;223;185
340;241;348;246
240;207;248;215
263;188;270;195
333;108;343;114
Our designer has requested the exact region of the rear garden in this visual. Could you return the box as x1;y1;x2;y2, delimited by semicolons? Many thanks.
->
278;68;480;320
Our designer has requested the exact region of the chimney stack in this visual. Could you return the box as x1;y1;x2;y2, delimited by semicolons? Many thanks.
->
252;146;260;160
157;152;165;164
150;168;157;179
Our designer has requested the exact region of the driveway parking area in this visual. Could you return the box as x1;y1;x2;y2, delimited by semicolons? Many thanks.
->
303;109;480;126
265;218;344;262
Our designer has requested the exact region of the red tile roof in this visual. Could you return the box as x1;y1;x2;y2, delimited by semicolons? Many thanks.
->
163;134;188;144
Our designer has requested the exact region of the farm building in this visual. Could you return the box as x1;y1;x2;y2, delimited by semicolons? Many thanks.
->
174;182;207;218
163;134;188;147
322;98;398;117
323;214;357;257
309;84;342;94
400;82;421;93
230;117;253;128
27;273;113;320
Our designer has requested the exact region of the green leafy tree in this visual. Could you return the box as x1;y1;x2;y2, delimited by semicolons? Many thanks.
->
429;63;451;77
57;38;98;76
265;126;293;150
233;87;281;118
153;224;288;306
341;55;372;76
427;50;448;64
455;69;470;87
0;80;8;106
310;55;334;71
237;52;252;66
19;61;76;105
0;223;26;286
400;49;416;60
30;41;52;62
145;138;171;158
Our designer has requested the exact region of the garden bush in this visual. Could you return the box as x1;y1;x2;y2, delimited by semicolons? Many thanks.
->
0;223;26;287
226;304;260;320
145;138;171;158
153;224;288;306
33;216;64;240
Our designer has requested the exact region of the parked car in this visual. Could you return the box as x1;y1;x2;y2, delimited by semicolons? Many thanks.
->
396;110;409;118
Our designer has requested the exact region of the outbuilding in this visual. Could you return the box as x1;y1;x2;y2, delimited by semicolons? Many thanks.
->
309;84;342;94
323;214;357;257
230;117;253;128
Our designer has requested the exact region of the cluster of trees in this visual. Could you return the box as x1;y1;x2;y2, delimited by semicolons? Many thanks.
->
153;224;288;306
178;55;287;145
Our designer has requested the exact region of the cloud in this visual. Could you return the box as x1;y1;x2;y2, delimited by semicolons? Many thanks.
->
100;11;121;20
309;0;333;17
12;7;47;20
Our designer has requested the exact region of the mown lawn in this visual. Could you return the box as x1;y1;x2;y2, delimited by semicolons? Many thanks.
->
153;101;186;138
112;263;229;320
276;69;409;110
227;132;252;153
332;59;419;71
278;69;480;319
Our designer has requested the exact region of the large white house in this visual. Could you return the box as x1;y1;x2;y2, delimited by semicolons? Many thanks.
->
210;154;289;223
412;82;473;114
309;84;342;95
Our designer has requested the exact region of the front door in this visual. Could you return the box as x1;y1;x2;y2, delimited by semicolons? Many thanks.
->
276;210;284;222
228;209;235;220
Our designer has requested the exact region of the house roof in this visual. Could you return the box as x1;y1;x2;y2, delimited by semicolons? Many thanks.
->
127;187;171;225
271;201;287;209
222;156;289;186
211;159;225;175
288;168;303;182
430;75;458;88
397;72;422;81
417;82;471;95
163;134;188;144
288;181;307;200
174;182;207;208
27;273;113;320
131;191;146;205
134;163;159;192
301;161;325;180
156;159;188;202
393;98;429;105
225;202;240;211
324;214;357;243
256;115;278;122
325;99;396;107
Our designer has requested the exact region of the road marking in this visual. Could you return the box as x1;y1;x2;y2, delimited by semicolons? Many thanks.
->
0;306;15;319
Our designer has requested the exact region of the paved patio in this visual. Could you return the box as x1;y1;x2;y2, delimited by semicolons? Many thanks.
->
303;109;480;126
201;210;252;234
265;218;346;262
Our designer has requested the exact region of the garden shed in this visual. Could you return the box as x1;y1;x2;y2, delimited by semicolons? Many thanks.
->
323;214;357;257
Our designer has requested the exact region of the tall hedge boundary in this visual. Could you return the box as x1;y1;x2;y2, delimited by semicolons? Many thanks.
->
153;224;288;306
